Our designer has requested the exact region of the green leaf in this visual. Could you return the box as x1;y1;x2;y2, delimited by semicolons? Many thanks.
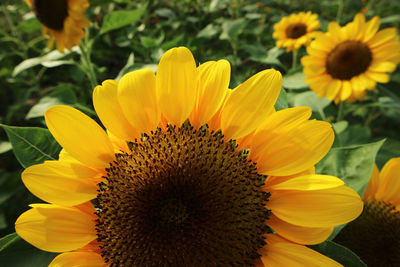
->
380;14;400;24
161;34;184;50
335;124;371;146
12;50;73;77
0;233;57;267
219;19;246;40
0;125;61;168
379;96;400;116
0;170;22;205
310;241;366;267
100;7;146;34
264;47;284;66
197;24;220;39
0;141;12;154
17;18;42;33
375;138;400;168
242;45;284;66
140;33;164;48
291;91;331;118
155;8;176;19
282;72;309;90
115;53;135;80
275;88;288;111
26;87;77;119
316;140;384;196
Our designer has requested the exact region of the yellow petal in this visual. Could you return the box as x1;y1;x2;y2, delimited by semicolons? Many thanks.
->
107;130;129;153
267;185;363;227
220;69;282;140
45;105;115;169
118;69;160;134
265;167;316;188
365;71;390;83
268;175;344;191
328;22;343;42
15;204;96;252
367;28;398;48
250;107;312;160
375;157;400;205
267;214;333;245
156;47;198;126
363;163;380;201
368;61;397;72
363;16;380;42
340;81;352;101
189;60;231;129
49;252;106;267
58;149;81;163
253;119;334;176
93;80;139;142
22;161;100;206
325;79;341;100
352;13;366;40
260;237;342;267
207;89;231;131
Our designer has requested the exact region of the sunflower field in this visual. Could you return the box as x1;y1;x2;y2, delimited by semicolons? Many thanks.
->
0;0;400;266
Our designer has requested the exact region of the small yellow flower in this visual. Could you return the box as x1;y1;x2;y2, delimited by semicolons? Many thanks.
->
335;158;400;266
273;12;320;52
302;13;400;103
24;0;90;53
15;47;362;266
264;6;271;13
256;2;262;7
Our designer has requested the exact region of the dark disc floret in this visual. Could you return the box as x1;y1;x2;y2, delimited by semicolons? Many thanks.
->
32;0;69;30
285;23;307;39
334;200;400;267
95;125;271;266
326;40;372;80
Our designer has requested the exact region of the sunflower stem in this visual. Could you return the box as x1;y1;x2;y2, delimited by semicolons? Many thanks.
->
80;36;97;93
337;101;345;121
291;50;298;71
336;0;345;24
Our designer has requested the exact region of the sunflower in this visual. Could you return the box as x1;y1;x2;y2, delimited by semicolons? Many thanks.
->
24;0;90;53
302;13;400;103
273;12;320;52
335;158;400;266
15;47;363;266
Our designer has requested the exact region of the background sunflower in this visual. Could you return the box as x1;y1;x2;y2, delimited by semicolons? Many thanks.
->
302;13;400;103
335;158;400;266
273;11;320;52
24;0;90;52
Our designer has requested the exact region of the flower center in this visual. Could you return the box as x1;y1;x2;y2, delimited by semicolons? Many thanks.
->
285;23;307;39
334;200;400;267
326;40;372;80
96;125;271;266
32;0;68;30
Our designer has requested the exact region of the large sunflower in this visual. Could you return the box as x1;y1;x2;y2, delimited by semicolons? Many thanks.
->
302;13;400;103
335;158;400;266
15;47;363;266
24;0;90;53
273;12;320;52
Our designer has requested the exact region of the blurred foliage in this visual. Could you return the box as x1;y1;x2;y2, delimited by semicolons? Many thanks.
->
0;0;400;265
